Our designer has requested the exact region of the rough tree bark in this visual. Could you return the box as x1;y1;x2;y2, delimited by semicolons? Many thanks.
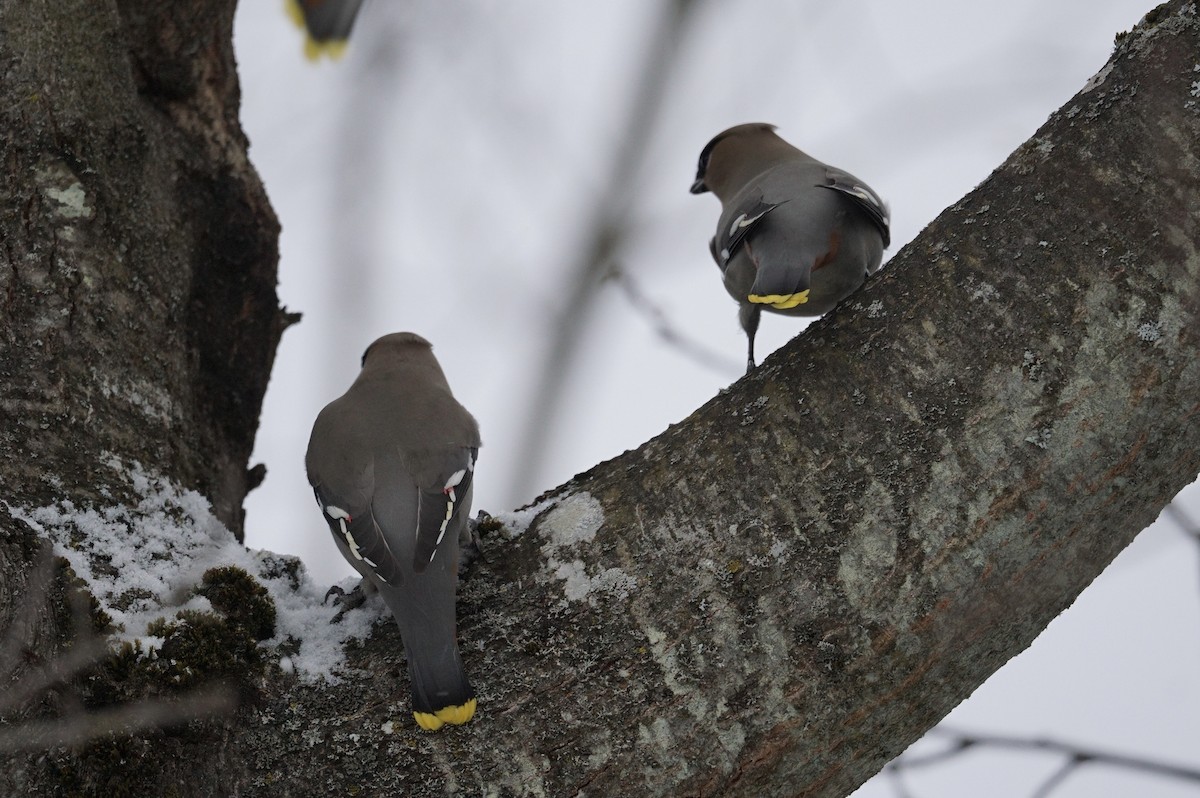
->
0;0;286;536
1;1;1198;797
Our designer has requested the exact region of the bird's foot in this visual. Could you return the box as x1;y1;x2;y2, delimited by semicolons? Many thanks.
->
324;582;367;624
458;510;500;583
458;519;484;583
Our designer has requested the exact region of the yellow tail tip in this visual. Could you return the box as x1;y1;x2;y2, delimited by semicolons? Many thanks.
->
286;0;350;61
303;38;349;61
413;698;477;731
285;0;306;30
749;290;809;310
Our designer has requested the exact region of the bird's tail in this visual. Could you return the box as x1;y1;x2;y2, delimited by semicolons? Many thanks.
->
404;635;476;731
381;580;476;731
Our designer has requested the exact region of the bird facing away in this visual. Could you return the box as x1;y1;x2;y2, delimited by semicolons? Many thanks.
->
691;123;891;372
306;332;481;730
286;0;365;60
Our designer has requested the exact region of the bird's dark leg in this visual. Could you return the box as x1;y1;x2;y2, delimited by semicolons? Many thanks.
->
325;579;369;623
739;303;761;373
457;514;486;583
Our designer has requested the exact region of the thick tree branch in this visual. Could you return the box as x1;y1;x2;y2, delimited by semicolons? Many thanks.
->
254;5;1195;795
1;1;1198;796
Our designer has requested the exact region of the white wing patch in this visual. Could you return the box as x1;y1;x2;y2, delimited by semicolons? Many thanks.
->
849;185;889;222
323;504;368;564
445;469;468;492
429;468;469;563
728;209;769;238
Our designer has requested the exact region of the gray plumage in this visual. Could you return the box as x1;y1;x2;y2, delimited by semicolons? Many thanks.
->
290;0;364;43
691;123;890;372
306;332;480;730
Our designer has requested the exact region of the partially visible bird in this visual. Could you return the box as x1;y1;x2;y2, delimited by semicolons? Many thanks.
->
691;123;890;372
306;332;481;731
286;0;365;60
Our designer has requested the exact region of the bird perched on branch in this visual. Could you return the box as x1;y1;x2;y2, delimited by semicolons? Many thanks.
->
286;0;365;60
691;123;890;372
306;332;480;730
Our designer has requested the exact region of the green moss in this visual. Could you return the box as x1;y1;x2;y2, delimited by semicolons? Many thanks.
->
84;640;147;707
125;566;277;694
149;609;263;690
74;566;278;708
196;565;276;641
255;551;305;591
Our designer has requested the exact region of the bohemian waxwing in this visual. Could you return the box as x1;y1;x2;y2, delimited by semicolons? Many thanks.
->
286;0;365;60
691;123;891;372
306;332;481;730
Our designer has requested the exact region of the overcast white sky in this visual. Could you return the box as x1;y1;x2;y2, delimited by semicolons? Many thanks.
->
233;3;1200;794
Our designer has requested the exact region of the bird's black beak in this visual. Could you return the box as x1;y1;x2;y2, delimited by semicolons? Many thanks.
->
689;178;709;195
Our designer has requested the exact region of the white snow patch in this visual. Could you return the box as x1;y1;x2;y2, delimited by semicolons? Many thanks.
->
492;494;560;540
6;456;381;684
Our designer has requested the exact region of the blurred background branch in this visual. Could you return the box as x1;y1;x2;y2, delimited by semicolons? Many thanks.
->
878;494;1200;798
886;722;1200;798
608;262;743;375
505;0;702;505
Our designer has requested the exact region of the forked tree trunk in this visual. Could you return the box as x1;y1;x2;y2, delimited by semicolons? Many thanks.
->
1;1;1197;796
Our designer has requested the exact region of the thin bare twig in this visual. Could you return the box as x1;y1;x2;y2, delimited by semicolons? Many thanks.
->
608;264;742;375
887;727;1200;797
0;531;238;754
885;760;917;798
0;686;238;754
1164;498;1199;543
505;0;702;506
1029;757;1080;798
0;639;111;716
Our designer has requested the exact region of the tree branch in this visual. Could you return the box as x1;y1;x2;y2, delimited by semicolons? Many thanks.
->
2;1;1198;796
888;728;1200;797
233;4;1198;795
